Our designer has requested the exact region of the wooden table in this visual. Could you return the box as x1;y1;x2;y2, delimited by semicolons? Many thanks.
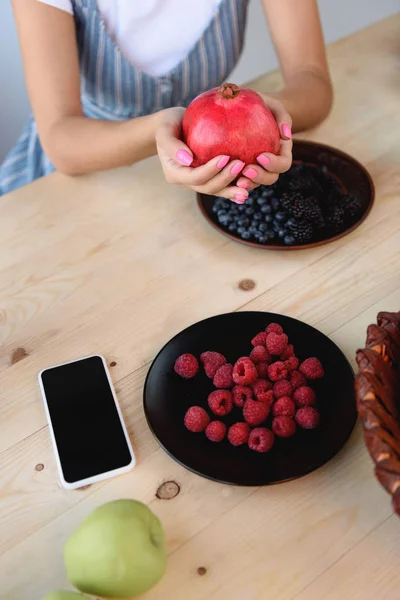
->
1;15;400;600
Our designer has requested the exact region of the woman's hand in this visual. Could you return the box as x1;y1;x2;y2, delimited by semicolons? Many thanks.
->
156;108;258;204
236;95;293;190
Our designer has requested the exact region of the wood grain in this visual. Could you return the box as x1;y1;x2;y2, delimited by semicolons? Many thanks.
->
1;15;400;600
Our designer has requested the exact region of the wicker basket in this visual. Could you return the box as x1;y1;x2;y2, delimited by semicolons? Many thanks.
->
355;311;400;515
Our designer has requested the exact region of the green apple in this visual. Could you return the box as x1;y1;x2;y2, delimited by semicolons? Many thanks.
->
41;592;88;600
64;499;167;599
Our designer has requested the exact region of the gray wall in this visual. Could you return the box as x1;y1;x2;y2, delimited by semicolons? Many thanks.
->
0;0;398;161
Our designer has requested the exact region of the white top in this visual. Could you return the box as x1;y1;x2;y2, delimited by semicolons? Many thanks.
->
38;0;223;76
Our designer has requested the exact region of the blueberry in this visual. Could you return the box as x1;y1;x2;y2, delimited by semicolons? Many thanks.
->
258;235;267;244
250;219;258;228
258;223;268;233
254;213;263;221
237;226;246;235
264;214;273;223
241;231;251;240
271;197;281;211
261;188;275;199
256;197;268;206
237;205;247;212
249;226;258;235
237;218;250;227
260;204;272;214
245;207;254;216
273;221;281;233
228;223;237;232
284;235;296;245
278;228;286;239
275;211;287;223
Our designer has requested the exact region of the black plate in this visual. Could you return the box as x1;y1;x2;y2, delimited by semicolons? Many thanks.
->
143;312;356;486
197;139;375;250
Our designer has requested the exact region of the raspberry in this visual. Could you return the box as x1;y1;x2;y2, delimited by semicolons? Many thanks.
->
296;407;320;429
266;323;284;335
208;390;233;417
228;422;250;446
290;370;307;390
273;380;293;399
267;361;288;382
280;344;294;360
248;428;275;453
252;380;273;404
213;363;233;388
251;331;267;347
249;345;272;364
256;362;269;378
272;415;296;438
184;406;210;432
294;386;317;407
174;354;199;378
243;399;270;426
299;357;324;380
205;420;227;442
285;356;300;372
200;351;227;378
266;332;289;356
232;357;258;385
272;396;296;417
232;385;253;408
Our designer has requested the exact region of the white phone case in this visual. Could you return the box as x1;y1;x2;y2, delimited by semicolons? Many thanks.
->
38;354;136;490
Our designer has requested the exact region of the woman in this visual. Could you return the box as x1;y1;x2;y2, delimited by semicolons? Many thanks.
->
0;0;332;200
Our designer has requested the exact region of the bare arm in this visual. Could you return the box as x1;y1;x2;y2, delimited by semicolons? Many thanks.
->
261;0;333;131
12;0;160;175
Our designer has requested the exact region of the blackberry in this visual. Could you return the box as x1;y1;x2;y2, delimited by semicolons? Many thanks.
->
339;194;363;222
288;173;323;196
287;219;314;244
325;205;346;233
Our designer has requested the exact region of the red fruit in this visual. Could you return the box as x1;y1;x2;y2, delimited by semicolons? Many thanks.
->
299;357;324;380
182;83;280;167
200;351;227;378
232;357;258;386
272;415;296;438
294;386;317;407
267;361;288;382
208;390;233;417
243;399;270;426
296;407;320;429
273;380;293;399
228;422;250;446
251;331;267;347
272;396;296;417
280;344;294;360
265;323;284;335
266;332;289;356
174;353;199;378
256;362;269;378
184;406;210;432
248;428;275;453
232;385;253;408
205;421;227;442
213;363;234;388
290;370;307;390
252;379;273;404
249;345;272;364
285;356;300;372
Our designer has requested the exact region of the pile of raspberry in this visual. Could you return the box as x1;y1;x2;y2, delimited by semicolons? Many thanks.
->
174;322;324;453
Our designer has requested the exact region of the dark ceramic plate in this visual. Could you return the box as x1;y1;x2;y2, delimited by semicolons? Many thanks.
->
197;140;375;250
143;312;356;486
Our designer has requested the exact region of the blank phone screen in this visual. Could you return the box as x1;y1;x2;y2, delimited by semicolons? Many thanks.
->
41;356;132;484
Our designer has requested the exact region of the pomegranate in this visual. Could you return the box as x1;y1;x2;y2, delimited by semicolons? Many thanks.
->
182;83;280;167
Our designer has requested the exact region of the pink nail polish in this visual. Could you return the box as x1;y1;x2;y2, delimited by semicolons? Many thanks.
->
243;168;257;179
257;154;270;167
240;181;250;189
231;161;245;176
217;155;230;169
176;149;193;166
234;194;247;202
282;123;292;139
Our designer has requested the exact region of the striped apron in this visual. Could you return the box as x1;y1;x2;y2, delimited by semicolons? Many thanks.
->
0;0;248;195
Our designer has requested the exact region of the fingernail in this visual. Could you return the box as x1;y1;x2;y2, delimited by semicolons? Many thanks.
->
282;123;292;139
243;168;257;179
234;194;247;202
257;154;270;167
231;161;245;176
217;155;230;169
176;149;193;166
240;181;250;189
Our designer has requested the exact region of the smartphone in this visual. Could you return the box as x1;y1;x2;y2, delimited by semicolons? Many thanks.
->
39;355;135;490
